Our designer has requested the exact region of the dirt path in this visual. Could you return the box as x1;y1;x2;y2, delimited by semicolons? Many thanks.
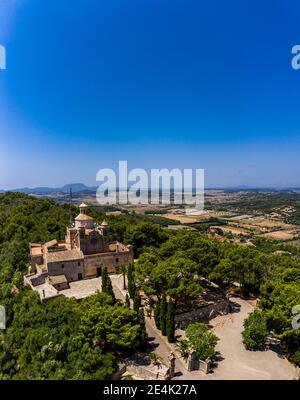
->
111;274;199;378
203;297;297;380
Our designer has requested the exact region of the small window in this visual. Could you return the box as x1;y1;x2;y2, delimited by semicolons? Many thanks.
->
116;258;119;263
61;264;64;269
78;262;81;266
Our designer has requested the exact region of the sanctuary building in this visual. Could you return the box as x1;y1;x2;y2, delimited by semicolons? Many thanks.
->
25;203;133;301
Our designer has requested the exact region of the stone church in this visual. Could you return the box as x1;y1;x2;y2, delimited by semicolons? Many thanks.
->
25;203;133;300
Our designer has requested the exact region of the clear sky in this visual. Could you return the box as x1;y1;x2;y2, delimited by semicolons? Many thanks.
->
1;0;300;189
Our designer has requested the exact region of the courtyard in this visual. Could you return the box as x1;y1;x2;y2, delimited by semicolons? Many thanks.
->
61;277;101;299
203;297;297;380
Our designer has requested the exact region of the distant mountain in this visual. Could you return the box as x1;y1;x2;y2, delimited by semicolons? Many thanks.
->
61;183;97;192
1;184;299;196
2;183;97;195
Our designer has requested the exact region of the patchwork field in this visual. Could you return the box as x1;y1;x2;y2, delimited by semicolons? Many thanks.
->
261;231;296;240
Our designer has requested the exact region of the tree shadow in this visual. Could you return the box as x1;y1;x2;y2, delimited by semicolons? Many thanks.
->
265;343;285;359
148;341;159;350
174;370;183;377
210;351;225;370
229;300;241;313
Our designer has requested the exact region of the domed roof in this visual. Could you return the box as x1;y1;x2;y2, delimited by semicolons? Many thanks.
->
101;220;108;226
79;202;88;208
75;213;94;221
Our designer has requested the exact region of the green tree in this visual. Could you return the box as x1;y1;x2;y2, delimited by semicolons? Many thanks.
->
121;265;127;290
124;222;167;256
125;293;130;308
133;293;141;313
160;298;167;336
79;294;142;353
138;309;148;349
105;276;116;304
135;254;202;306
176;339;190;360
127;264;135;299
154;300;161;329
242;310;269;350
166;301;175;343
148;352;161;367
101;267;108;293
186;323;219;361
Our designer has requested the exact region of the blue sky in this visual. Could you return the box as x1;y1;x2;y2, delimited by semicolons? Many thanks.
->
1;0;300;189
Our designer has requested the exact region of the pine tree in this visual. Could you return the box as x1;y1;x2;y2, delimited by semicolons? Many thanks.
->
122;265;127;290
105;275;116;303
127;264;135;299
154;299;161;329
160;298;167;336
166;301;176;343
133;292;141;313
101;267;108;293
138;309;148;349
125;293;130;308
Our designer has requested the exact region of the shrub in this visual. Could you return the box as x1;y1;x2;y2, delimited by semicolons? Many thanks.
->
185;322;219;361
242;310;268;350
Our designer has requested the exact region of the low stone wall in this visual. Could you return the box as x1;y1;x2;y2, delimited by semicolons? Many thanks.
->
175;299;230;329
199;359;211;374
126;362;169;380
24;272;48;287
175;349;211;374
125;354;170;380
112;363;127;380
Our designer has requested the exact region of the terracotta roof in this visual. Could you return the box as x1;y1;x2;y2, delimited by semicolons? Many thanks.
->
46;249;84;263
75;213;94;221
31;245;43;256
44;239;58;248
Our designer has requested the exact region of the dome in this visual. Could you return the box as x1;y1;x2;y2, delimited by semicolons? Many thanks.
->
75;214;93;221
79;202;88;208
101;220;108;226
75;212;94;229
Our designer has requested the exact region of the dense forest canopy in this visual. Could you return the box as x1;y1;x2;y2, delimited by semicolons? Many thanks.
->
135;227;300;365
0;192;152;379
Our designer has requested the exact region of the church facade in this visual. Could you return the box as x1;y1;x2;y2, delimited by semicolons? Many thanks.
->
25;203;133;300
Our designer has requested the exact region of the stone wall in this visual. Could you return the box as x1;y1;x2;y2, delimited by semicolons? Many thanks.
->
125;363;169;380
125;356;170;380
79;230;106;255
84;250;133;277
30;254;43;272
47;259;85;281
25;272;48;287
175;299;230;329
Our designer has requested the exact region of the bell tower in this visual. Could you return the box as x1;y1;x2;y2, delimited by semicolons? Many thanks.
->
100;220;109;251
79;203;88;215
